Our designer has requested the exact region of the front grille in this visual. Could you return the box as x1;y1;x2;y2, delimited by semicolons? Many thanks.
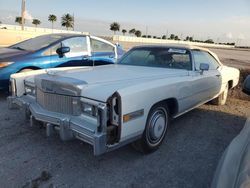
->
37;88;77;115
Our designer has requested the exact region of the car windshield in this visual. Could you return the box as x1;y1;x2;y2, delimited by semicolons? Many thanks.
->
119;47;192;70
9;35;63;51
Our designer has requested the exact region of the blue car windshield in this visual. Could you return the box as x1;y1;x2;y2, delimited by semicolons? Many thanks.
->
118;47;192;70
9;35;63;51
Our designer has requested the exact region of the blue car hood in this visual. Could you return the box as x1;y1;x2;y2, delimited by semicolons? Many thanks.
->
0;47;30;60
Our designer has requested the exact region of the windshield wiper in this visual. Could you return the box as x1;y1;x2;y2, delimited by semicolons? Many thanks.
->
10;46;26;51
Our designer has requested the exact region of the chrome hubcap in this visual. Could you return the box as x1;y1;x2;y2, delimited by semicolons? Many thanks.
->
150;115;165;140
147;108;167;145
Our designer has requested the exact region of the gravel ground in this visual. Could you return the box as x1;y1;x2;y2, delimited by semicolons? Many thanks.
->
211;48;250;69
0;93;249;188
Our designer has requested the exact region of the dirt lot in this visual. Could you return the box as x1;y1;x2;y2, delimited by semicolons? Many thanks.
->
211;48;250;69
0;95;249;188
0;47;250;188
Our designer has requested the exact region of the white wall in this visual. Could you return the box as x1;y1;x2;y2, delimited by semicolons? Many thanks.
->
0;24;87;34
113;35;235;49
0;24;89;47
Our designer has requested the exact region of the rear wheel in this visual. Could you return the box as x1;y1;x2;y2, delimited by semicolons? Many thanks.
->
133;104;169;154
211;83;228;105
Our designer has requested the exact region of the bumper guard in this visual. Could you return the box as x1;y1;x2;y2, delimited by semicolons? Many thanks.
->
8;95;108;156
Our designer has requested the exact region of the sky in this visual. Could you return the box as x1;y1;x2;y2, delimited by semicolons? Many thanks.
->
0;0;250;45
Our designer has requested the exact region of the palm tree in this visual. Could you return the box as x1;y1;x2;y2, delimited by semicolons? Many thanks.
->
134;30;142;37
162;35;167;39
205;39;214;44
61;13;74;30
170;34;175;40
174;35;179;40
15;17;22;25
129;28;136;35
110;22;120;34
185;36;190;41
32;19;41;27
48;14;57;30
122;29;127;36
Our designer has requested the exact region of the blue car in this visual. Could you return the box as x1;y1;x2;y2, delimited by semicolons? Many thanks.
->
0;34;124;90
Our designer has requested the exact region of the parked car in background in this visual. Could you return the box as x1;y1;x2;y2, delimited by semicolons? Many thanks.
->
0;33;124;90
8;45;239;156
212;75;250;188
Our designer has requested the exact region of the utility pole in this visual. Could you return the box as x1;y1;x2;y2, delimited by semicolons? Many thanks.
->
21;0;25;30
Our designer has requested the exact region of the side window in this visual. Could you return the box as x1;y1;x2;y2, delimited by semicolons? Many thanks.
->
193;50;220;70
43;43;61;56
155;49;192;70
91;39;114;53
62;37;88;56
171;53;192;70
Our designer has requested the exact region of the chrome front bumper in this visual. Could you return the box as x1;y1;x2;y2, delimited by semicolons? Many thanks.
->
8;95;108;156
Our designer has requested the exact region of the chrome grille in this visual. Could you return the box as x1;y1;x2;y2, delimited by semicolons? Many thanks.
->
37;88;76;115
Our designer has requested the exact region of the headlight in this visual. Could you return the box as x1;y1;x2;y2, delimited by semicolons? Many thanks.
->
25;85;36;96
0;62;14;68
82;103;97;117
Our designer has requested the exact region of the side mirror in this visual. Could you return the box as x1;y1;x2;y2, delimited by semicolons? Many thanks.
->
200;63;209;72
243;75;250;95
56;47;70;58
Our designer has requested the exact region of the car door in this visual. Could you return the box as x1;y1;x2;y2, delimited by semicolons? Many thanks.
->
190;50;222;105
47;36;92;68
90;37;117;65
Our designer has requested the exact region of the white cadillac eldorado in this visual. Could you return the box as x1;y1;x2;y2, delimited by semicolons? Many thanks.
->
8;45;240;156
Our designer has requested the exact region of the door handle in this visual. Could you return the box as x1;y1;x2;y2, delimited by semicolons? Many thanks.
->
216;74;221;77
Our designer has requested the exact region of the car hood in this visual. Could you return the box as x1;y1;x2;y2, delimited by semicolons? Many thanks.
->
34;64;189;102
0;47;30;60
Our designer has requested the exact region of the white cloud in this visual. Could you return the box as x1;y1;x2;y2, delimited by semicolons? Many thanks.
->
0;10;19;24
23;10;33;20
226;32;233;39
6;15;14;20
229;16;250;25
238;34;245;40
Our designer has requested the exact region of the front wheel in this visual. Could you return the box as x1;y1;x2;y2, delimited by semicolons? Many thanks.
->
133;104;169;154
211;83;229;105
